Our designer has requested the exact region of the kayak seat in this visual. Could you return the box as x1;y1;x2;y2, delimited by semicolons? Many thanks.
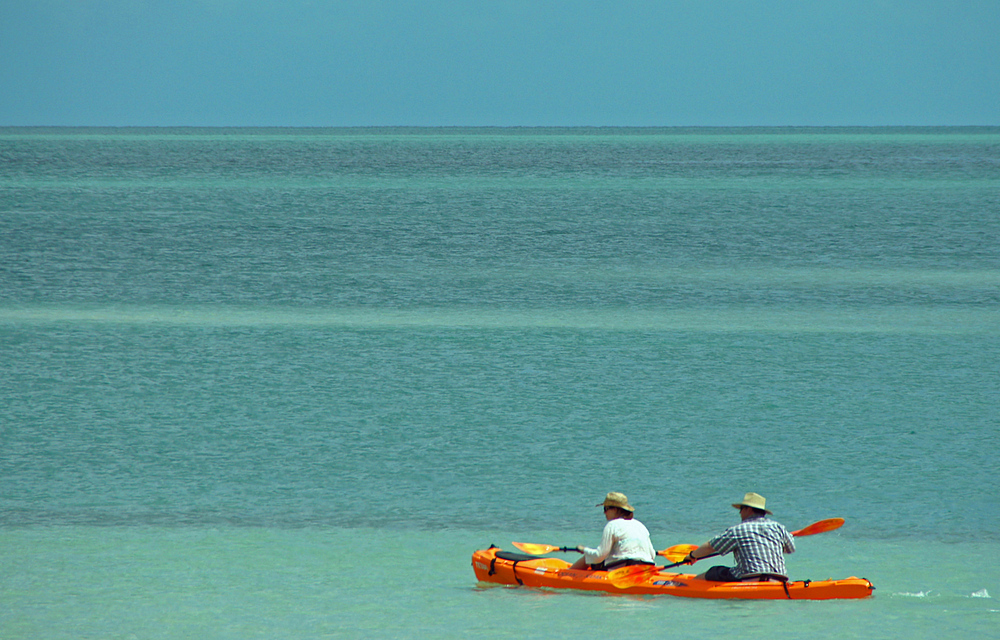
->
741;573;789;582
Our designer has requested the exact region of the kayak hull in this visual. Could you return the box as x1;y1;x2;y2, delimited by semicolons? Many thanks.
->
472;547;874;600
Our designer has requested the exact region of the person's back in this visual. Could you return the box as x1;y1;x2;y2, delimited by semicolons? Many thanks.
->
570;492;656;571
710;515;794;578
684;492;795;582
599;515;655;566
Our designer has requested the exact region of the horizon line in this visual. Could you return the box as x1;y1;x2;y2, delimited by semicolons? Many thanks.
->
3;124;1000;131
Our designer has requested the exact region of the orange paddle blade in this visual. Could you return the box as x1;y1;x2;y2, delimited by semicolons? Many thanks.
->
608;564;660;589
658;544;698;562
791;517;845;537
511;542;565;555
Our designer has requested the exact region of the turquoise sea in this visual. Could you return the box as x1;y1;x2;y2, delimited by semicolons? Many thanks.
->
1;127;998;638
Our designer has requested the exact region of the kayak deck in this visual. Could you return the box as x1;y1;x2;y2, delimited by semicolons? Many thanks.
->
472;547;874;600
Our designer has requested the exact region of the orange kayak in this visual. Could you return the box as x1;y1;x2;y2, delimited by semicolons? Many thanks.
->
472;547;874;600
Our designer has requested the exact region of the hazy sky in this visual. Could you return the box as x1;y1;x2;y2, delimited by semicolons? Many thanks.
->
2;0;997;126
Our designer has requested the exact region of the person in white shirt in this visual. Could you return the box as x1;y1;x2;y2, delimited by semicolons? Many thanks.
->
569;491;656;571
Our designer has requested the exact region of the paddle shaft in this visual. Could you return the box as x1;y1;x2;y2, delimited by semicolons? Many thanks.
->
683;517;843;564
517;518;842;559
663;552;719;570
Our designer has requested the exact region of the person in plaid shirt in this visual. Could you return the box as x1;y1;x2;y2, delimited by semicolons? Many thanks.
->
684;492;796;581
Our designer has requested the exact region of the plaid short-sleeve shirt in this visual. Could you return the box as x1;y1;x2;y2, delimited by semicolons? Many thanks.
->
709;516;796;578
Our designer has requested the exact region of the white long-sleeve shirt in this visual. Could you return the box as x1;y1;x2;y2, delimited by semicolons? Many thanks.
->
583;517;656;566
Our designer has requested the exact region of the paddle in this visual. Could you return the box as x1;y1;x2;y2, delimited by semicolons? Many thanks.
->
659;544;698;563
511;542;579;555
608;517;845;588
790;517;844;537
607;554;720;588
512;542;698;560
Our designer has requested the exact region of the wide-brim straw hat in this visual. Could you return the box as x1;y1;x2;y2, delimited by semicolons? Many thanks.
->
732;492;772;514
596;491;635;512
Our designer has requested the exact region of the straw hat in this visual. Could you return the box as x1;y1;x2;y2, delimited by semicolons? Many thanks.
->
732;492;772;514
596;491;635;512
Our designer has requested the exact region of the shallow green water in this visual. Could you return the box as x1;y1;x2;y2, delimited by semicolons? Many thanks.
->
1;128;997;637
2;528;997;639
